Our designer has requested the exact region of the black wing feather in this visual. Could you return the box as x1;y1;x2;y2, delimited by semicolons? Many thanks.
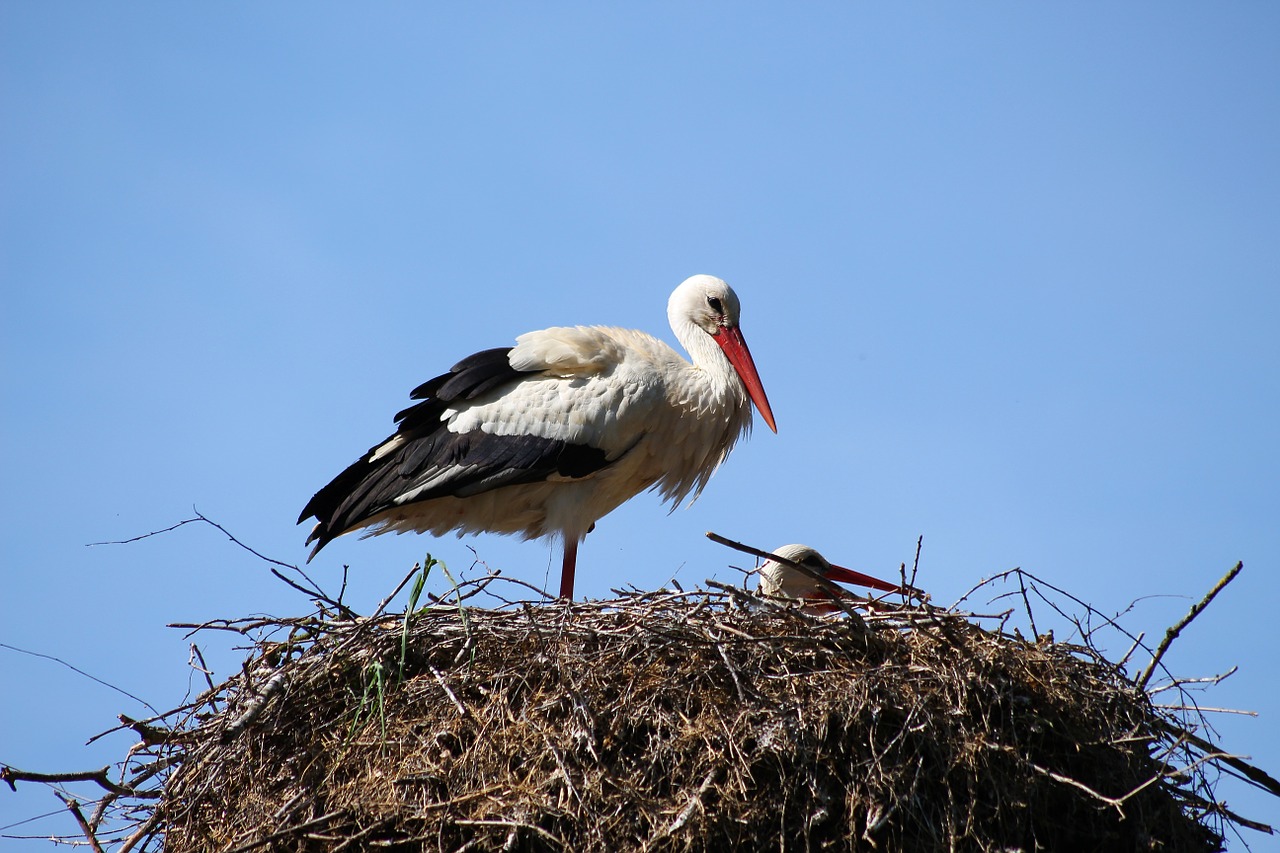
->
409;348;516;401
395;348;521;432
299;346;611;560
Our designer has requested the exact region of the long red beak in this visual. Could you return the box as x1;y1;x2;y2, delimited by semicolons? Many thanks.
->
824;563;901;594
714;325;777;433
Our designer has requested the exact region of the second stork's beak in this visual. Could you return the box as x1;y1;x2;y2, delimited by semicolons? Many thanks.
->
823;562;902;594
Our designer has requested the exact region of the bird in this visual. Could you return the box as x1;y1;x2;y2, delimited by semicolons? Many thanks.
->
299;274;777;600
758;544;902;614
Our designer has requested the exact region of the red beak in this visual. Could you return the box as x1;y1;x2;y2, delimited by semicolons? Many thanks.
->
714;325;777;433
823;562;901;594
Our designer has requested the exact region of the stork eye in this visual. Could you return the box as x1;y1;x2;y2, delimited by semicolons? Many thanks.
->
706;295;724;313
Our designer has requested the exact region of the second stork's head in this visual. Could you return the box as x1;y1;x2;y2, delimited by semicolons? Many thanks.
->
759;543;900;613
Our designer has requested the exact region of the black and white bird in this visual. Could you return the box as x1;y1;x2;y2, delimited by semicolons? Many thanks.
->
758;544;901;613
299;274;777;599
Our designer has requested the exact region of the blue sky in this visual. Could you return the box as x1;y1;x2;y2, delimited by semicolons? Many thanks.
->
3;4;1278;846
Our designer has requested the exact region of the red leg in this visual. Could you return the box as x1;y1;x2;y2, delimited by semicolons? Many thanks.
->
559;539;578;600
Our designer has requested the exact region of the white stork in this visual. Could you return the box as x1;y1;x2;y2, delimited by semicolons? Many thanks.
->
299;274;777;599
758;544;902;614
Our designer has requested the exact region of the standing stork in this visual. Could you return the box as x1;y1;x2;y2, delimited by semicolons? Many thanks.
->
299;274;777;599
758;544;903;614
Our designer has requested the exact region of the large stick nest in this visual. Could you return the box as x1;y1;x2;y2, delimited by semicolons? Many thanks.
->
130;567;1251;853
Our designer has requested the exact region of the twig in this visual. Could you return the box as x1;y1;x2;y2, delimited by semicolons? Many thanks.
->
1116;631;1145;672
486;573;554;600
0;765;158;799
454;819;566;849
86;517;204;546
369;563;434;623
189;643;218;700
1174;786;1275;835
87;792;115;841
1016;570;1040;640
1155;718;1280;798
86;691;222;745
953;568;1162;682
223;810;345;853
1154;705;1257;717
660;763;721;835
1028;763;1145;813
711;632;751;703
53;793;104;853
1137;562;1243;690
906;534;923;594
704;579;761;609
0;643;158;715
438;559;478;670
219;669;289;744
1147;666;1238;696
429;666;473;720
91;510;355;618
542;734;581;804
117;714;181;747
268;567;356;620
116;810;162;853
331;817;394;852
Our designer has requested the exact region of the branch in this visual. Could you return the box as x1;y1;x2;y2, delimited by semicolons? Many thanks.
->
86;517;204;546
117;811;163;853
268;567;357;620
219;669;290;744
1137;562;1244;690
189;643;218;704
953;568;1161;683
662;765;722;837
90;509;356;618
53;793;105;853
0;643;158;716
117;713;188;746
1175;786;1274;835
1147;666;1238;696
1156;718;1280;799
1016;570;1040;640
454;818;568;849
222;810;346;853
906;534;923;593
0;765;159;799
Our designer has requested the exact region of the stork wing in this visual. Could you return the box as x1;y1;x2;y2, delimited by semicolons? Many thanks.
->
298;342;623;558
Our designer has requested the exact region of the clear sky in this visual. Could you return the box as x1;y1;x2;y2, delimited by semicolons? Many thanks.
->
3;4;1278;846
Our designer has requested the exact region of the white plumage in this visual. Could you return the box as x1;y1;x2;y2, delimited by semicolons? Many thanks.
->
300;274;777;599
759;544;901;613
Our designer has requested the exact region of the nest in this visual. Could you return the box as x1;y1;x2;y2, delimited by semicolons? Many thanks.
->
139;566;1260;853
7;544;1275;852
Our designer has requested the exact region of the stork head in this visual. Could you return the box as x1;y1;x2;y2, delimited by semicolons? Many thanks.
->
669;274;777;433
759;543;900;612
